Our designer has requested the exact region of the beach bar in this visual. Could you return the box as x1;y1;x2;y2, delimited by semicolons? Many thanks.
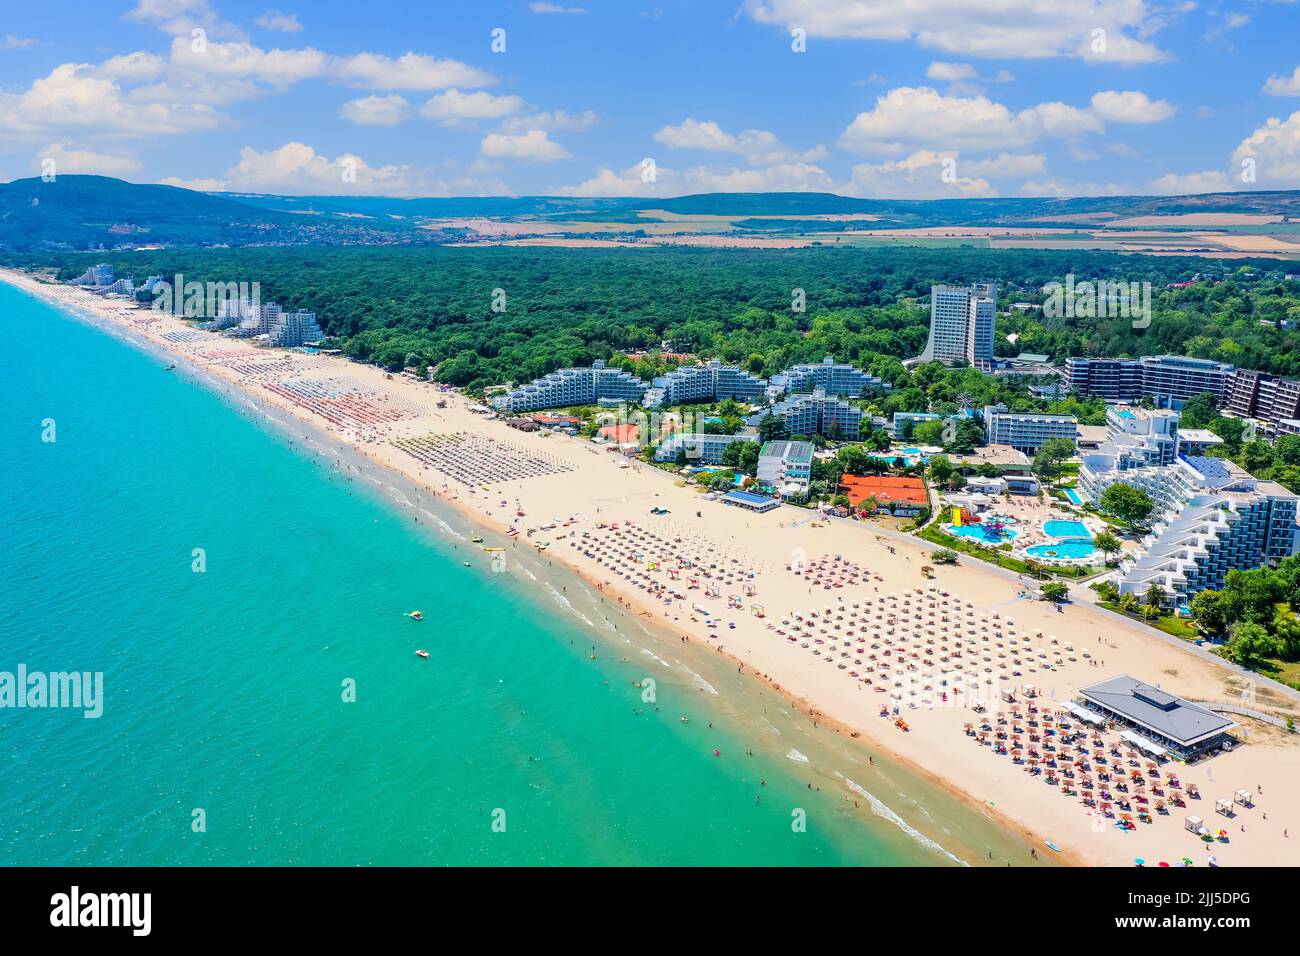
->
719;490;780;513
1077;675;1236;761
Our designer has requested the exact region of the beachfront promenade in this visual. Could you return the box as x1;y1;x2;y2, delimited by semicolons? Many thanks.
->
10;269;1300;868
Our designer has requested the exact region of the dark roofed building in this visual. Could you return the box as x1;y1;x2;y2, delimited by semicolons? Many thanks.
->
1078;675;1236;760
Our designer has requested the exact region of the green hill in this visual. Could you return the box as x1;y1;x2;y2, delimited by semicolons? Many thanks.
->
0;176;424;251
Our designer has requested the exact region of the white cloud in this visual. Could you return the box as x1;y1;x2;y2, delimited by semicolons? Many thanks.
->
962;152;1046;178
925;61;976;82
256;9;303;32
480;129;570;162
211;141;416;195
3;35;37;50
419;89;524;125
125;0;243;40
99;51;167;81
742;0;1169;63
158;175;228;191
653;118;825;165
0;62;218;137
339;94;411;126
179;142;512;196
529;2;587;12
168;37;328;87
1232;110;1300;187
841;150;993;199
500;109;598;133
838;87;1103;154
1018;178;1128;197
1088;90;1176;123
558;164;668;197
333;52;495;91
34;142;141;177
1264;67;1300;97
1146;170;1232;194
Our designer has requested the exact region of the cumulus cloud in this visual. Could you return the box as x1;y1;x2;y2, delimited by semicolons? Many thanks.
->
339;94;411;126
839;87;1098;154
419;89;524;125
842;150;994;199
558;159;836;197
925;61;976;82
1232;110;1300;187
173;142;513;196
332;51;495;91
962;152;1047;178
1146;170;1233;194
653;118;825;165
499;109;598;133
838;86;1170;154
34;142;141;177
1264;67;1300;97
1088;90;1176;123
480;129;570;162
742;0;1170;63
255;9;303;32
0;62;218;137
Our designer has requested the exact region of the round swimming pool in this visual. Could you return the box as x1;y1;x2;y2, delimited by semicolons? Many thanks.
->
1026;539;1096;560
1044;519;1091;539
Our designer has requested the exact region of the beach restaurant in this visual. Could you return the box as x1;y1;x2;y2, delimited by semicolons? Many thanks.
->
719;490;781;513
1077;675;1236;761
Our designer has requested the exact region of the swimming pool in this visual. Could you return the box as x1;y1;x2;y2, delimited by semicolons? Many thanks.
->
1026;539;1096;560
1063;488;1084;506
1044;519;1091;538
947;524;1018;542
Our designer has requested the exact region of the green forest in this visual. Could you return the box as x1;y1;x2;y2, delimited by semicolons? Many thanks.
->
11;243;1300;397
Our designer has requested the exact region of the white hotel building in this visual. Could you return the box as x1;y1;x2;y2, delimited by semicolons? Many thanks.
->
982;403;1077;454
919;283;997;368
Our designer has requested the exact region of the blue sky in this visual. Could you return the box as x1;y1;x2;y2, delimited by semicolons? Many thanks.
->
2;0;1300;198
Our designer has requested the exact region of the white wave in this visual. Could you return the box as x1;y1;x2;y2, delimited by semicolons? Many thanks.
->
786;748;810;764
838;773;969;867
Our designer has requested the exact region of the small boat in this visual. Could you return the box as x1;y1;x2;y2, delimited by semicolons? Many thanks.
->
463;561;471;567
415;649;430;659
1044;840;1062;853
407;610;424;621
471;536;484;543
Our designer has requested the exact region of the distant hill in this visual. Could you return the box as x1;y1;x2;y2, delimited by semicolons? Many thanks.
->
0;176;427;252
4;176;1300;253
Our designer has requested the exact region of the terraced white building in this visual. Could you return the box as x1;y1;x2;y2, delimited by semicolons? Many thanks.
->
492;360;650;413
1089;455;1299;607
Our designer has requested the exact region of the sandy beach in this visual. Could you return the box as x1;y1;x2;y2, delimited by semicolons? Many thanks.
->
9;266;1300;868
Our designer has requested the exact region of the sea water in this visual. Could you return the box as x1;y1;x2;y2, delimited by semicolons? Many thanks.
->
0;281;1034;866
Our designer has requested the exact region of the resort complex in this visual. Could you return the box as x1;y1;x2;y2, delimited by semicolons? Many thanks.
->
1064;356;1235;407
492;360;649;413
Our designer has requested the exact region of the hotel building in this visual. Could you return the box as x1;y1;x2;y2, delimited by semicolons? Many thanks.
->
494;360;649;413
981;403;1077;455
1098;456;1298;607
752;388;863;440
1063;355;1234;407
653;432;750;465
268;309;324;347
644;359;767;408
770;356;890;398
757;440;814;498
1224;367;1300;426
919;283;997;368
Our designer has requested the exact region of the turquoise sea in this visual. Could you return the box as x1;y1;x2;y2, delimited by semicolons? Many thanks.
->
0;281;1032;866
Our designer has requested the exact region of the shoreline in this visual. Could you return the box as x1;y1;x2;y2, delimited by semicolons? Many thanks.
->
8;266;1300;867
